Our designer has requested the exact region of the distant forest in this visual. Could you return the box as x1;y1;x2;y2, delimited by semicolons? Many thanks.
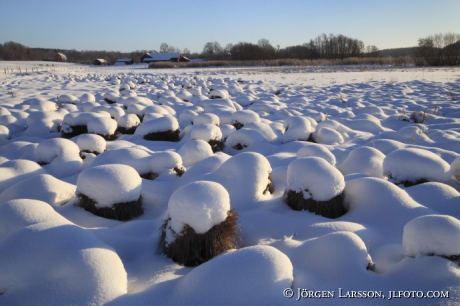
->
1;32;459;66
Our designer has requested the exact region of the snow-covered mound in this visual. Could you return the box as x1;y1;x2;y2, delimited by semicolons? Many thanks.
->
296;142;336;165
35;138;82;177
0;174;76;206
383;148;451;185
403;214;460;257
0;219;127;305
178;140;213;167
0;159;46;193
339;146;386;177
287;157;345;201
167;181;230;234
169;245;293;305
76;164;142;208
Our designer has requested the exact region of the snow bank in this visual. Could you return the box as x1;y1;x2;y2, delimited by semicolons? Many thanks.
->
35;138;82;177
0;160;45;193
0;221;127;305
76;164;142;208
403;215;460;257
0;199;69;240
171;245;293;305
0;174;76;206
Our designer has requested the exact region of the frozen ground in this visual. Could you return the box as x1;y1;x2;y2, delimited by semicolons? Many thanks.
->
0;61;460;305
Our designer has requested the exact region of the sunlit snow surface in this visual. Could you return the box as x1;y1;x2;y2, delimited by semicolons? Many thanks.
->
1;62;460;305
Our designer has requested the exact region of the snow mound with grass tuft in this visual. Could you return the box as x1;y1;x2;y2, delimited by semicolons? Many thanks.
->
134;116;179;136
76;164;142;208
178;140;213;167
167;181;230;234
76;134;106;154
403;214;460;257
287;157;345;201
383;148;451;183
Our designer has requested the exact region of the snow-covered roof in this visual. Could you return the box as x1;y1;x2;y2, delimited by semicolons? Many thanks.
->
95;59;106;63
116;58;132;62
145;53;180;61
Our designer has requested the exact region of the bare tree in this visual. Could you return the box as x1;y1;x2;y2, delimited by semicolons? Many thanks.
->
202;41;223;59
160;43;169;53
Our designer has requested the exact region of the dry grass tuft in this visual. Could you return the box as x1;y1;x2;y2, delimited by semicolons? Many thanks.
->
148;57;414;69
117;126;137;135
209;139;225;152
104;98;117;104
158;209;240;267
77;193;143;221
61;125;88;138
263;173;275;194
232;122;244;130
284;189;346;219
140;167;185;180
392;178;429;187
143;130;180;142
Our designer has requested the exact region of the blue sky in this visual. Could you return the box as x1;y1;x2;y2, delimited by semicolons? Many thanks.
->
1;0;459;53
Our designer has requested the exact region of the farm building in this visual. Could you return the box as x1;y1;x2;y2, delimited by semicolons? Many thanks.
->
93;59;107;66
54;53;67;62
141;52;190;63
114;58;134;65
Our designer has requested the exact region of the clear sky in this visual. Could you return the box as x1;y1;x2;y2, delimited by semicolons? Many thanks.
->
1;0;459;53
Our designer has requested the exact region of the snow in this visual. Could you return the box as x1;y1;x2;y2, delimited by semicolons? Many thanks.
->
169;245;293;305
87;117;117;135
178;140;213;167
338;146;386;177
403;214;460;257
76;134;106;153
287;157;345;201
1;62;460;305
189;124;222;141
0;174;76;206
35;138;82;177
296;142;336;165
167;181;230;235
383;148;451;183
134;116;179;136
452;157;460;183
76;164;142;208
117;113;140;129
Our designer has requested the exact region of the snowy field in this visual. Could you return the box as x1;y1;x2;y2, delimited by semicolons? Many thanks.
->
1;61;460;305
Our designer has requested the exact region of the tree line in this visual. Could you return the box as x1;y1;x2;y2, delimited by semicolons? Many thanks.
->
1;32;459;66
415;33;460;66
